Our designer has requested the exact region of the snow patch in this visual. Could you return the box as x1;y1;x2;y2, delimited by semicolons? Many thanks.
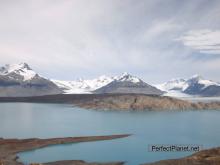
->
52;75;115;94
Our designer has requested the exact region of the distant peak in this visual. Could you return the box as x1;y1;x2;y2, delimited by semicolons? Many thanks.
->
121;72;129;76
191;74;202;78
117;72;141;83
19;62;31;69
188;74;203;81
3;62;32;72
0;62;36;81
119;72;135;79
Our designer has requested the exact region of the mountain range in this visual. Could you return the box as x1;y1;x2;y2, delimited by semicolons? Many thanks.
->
0;63;219;97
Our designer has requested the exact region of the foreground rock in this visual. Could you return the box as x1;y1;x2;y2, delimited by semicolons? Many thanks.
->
0;134;129;165
143;147;220;165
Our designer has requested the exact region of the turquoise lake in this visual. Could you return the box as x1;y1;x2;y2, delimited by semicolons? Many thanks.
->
0;103;220;165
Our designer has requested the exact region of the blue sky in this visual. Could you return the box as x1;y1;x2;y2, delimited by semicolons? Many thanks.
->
0;0;220;83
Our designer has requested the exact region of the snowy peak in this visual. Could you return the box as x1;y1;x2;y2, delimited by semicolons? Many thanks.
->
52;75;115;94
156;75;220;97
186;74;218;88
85;75;115;89
94;72;164;95
0;63;37;81
190;74;203;79
0;63;31;74
0;63;62;96
187;74;203;83
156;75;220;92
116;72;142;83
155;78;187;92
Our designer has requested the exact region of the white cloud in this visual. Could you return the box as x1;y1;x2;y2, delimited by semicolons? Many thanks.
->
0;0;220;83
178;29;220;54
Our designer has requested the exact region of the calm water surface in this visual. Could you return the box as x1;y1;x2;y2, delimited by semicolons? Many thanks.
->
0;103;220;165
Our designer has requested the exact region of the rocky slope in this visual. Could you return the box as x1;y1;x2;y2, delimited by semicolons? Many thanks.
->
0;63;62;97
143;147;220;165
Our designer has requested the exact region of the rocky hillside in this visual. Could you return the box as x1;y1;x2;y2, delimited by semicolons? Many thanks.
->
74;94;220;111
1;94;220;111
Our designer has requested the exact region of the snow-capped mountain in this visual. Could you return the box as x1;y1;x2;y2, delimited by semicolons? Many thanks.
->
52;72;144;94
94;72;164;95
116;72;142;83
156;75;220;97
52;72;163;95
0;63;37;81
1;63;219;97
0;63;62;97
52;75;116;94
184;75;220;96
156;78;187;92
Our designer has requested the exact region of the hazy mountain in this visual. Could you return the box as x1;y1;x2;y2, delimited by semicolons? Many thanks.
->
0;63;62;97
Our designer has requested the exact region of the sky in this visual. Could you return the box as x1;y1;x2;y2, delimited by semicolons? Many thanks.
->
0;0;220;83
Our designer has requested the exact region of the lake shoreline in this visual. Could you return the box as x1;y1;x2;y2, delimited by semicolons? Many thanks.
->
0;134;130;165
1;135;220;165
